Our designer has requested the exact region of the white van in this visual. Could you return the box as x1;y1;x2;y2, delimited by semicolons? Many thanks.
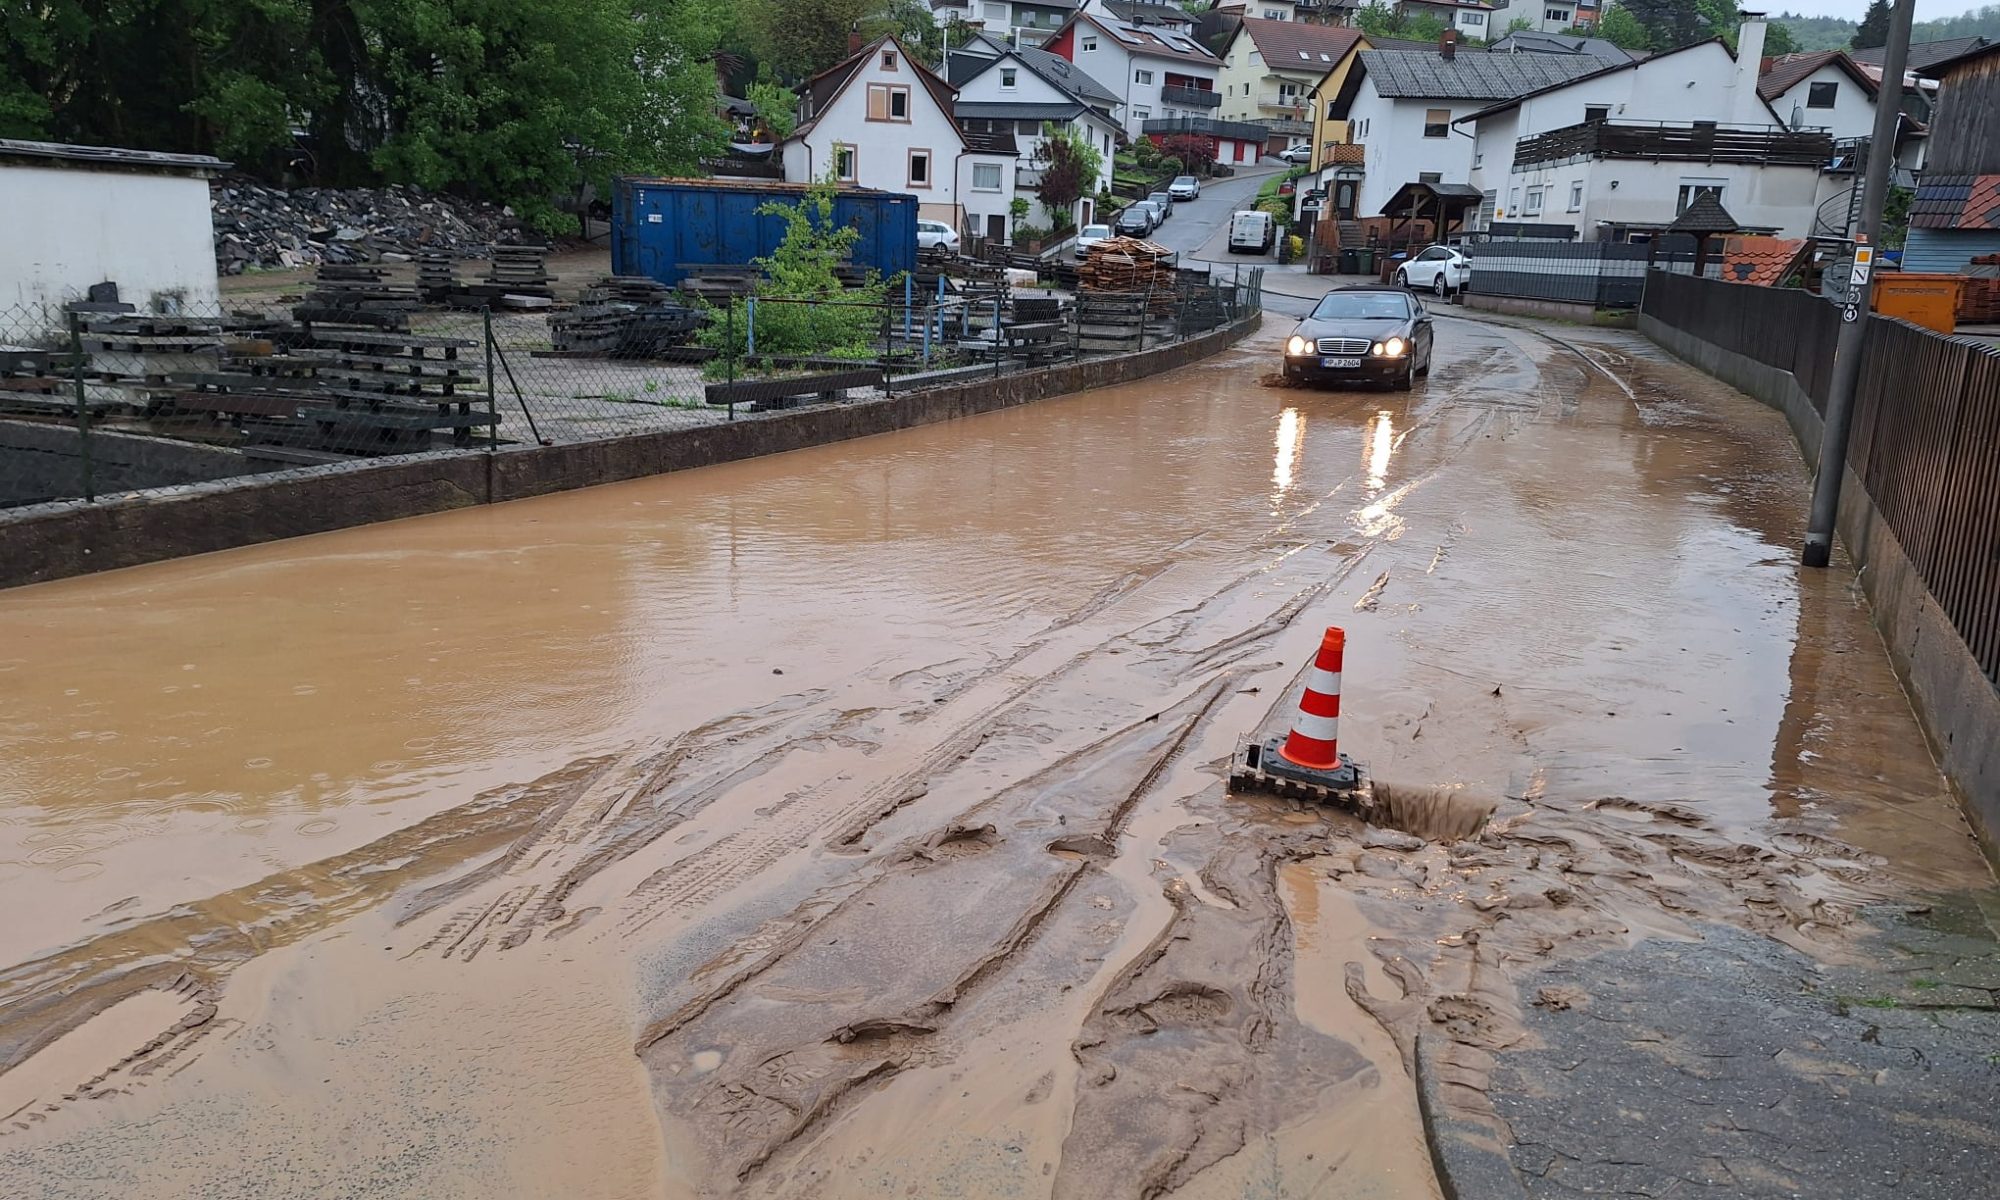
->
1228;209;1274;254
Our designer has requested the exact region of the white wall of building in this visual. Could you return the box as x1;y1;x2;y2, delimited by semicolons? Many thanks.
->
1065;20;1220;139
955;53;1120;226
959;153;1021;240
1347;78;1484;216
0;163;220;313
785;48;967;224
1766;62;1875;137
1576;160;1822;237
1487;0;1581;34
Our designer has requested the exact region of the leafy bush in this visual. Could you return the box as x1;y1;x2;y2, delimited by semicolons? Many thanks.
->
697;179;890;373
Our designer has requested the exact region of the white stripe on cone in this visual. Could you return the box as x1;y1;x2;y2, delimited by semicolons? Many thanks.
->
1289;712;1339;743
1304;667;1341;695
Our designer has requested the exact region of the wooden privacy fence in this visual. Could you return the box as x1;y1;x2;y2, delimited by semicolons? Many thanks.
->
1642;270;2000;684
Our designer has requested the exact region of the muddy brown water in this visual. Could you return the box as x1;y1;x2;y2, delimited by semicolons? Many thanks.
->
0;317;1989;1197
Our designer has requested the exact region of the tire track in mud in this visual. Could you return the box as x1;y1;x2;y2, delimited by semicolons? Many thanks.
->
636;677;1240;1190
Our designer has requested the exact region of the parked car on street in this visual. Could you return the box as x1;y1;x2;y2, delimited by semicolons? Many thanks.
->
1148;190;1174;216
1133;200;1165;232
1075;223;1114;258
1394;244;1471;297
1228;209;1274;254
1279;145;1314;165
1169;175;1200;200
1281;286;1434;391
1114;206;1152;237
917;219;960;255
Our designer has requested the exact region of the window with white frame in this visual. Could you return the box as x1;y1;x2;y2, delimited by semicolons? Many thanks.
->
908;149;931;188
1807;81;1837;108
1423;108;1449;138
834;144;857;181
1676;178;1725;214
1081;35;1098;51
1523;186;1544;216
882;50;898;70
1584;104;1610;123
1136;69;1153;84
983;1;1005;19
1000;67;1018;88
1568;181;1582;211
1545;6;1572;21
1507;185;1520;216
1135;106;1150;119
973;161;1002;190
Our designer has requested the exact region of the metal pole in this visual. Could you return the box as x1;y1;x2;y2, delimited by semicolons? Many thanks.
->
483;308;497;451
747;297;757;360
726;302;736;421
1803;0;1912;569
904;274;913;343
993;296;1002;377
69;311;93;502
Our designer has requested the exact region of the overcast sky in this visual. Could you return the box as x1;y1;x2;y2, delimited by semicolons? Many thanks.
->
1769;0;1989;19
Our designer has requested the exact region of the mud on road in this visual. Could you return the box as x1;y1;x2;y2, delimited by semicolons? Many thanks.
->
0;314;1991;1198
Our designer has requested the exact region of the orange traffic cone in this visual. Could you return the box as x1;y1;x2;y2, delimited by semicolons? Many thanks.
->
1230;625;1366;806
1278;627;1343;770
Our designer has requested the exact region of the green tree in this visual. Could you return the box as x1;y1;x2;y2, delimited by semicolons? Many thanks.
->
863;0;943;69
1851;0;1891;50
747;79;800;143
697;177;890;365
366;0;728;232
1621;0;1706;49
1596;4;1652;51
1356;1;1448;41
1033;123;1103;233
740;0;876;81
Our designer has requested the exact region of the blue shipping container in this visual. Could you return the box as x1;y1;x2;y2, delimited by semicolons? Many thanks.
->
611;178;919;288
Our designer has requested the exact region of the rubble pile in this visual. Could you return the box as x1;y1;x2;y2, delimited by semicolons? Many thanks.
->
210;178;525;274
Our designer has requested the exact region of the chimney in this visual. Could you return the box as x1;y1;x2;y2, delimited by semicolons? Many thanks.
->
1734;11;1767;121
1439;28;1457;61
849;24;863;56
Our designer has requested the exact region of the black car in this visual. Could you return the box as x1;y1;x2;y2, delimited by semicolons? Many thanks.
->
1114;206;1151;236
1281;286;1434;390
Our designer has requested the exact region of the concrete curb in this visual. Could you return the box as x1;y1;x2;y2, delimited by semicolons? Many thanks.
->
0;313;1263;589
1414;1031;1531;1200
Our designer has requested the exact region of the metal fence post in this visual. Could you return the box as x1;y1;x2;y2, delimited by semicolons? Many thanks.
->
483;308;497;451
1138;281;1151;352
993;296;1003;378
68;310;93;502
747;297;757;361
725;302;737;422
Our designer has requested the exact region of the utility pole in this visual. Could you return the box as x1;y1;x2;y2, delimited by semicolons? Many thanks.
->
1802;0;1914;568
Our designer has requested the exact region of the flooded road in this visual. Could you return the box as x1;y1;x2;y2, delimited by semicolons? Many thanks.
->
0;309;1990;1197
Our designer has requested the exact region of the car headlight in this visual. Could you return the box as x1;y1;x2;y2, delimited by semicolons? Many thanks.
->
1286;334;1311;356
1372;337;1406;357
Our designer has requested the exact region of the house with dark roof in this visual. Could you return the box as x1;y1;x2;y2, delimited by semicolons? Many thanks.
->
1044;10;1225;140
948;31;1124;230
1850;35;1990;73
1215;18;1366;154
1327;32;1610;218
1485;30;1634;63
1756;48;1926;233
781;36;1021;240
1904;41;2000;273
1456;22;1830;240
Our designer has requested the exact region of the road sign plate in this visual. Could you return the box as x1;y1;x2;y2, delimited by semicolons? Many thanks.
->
1842;303;1861;324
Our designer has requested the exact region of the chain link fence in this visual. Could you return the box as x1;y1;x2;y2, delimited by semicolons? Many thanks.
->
0;266;1261;510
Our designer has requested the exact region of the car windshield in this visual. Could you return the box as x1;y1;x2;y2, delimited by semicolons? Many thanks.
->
1174;176;1195;186
1081;225;1110;238
1310;292;1412;320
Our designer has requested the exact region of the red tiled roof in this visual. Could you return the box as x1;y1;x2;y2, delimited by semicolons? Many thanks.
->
1965;176;2000;231
1718;236;1807;286
1235;16;1366;72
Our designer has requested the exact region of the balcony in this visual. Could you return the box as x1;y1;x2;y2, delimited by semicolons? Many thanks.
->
1319;142;1365;167
1513;120;1835;168
1141;116;1270;142
1160;85;1221;109
1258;95;1311;114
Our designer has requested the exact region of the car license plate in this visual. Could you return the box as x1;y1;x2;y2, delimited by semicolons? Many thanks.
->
1320;356;1361;369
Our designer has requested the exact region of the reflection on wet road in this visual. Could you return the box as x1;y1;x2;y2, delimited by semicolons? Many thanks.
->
0;309;1987;1198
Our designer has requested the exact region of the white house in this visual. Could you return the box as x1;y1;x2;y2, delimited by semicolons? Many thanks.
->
950;35;1124;229
1216;17;1365;153
1046;11;1224;140
1485;0;1594;34
1459;24;1829;239
942;0;1082;48
1;140;226;313
782;36;1019;239
1398;0;1496;42
1327;35;1608;219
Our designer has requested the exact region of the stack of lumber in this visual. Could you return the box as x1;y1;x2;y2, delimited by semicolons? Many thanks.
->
1078;237;1179;306
1959;253;2000;324
294;263;419;330
548;276;705;358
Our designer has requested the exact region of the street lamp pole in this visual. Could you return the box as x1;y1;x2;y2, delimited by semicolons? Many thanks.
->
1801;0;1914;569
